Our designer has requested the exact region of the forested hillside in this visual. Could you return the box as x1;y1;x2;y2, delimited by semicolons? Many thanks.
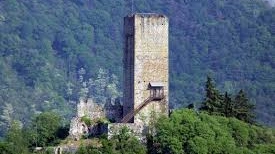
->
263;0;275;7
0;0;274;137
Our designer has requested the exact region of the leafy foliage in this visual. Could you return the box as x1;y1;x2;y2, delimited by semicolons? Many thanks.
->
0;110;274;154
76;127;147;154
0;0;275;138
0;112;68;153
1;121;29;154
234;90;256;124
200;77;256;124
200;76;224;115
27;112;63;147
154;109;275;154
80;116;92;127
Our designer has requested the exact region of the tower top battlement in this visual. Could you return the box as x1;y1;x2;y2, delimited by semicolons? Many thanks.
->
126;13;167;18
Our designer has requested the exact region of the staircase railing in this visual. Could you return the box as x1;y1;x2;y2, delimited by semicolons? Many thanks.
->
121;95;165;123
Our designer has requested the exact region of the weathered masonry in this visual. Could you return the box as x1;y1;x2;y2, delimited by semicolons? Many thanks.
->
68;13;170;143
122;13;169;124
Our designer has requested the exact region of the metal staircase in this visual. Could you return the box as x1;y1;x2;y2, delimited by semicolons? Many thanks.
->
121;95;165;123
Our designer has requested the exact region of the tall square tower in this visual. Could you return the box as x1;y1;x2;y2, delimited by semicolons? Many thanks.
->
123;13;169;124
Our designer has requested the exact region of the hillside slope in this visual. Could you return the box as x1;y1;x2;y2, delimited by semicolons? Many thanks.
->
154;109;275;154
263;0;275;6
0;0;274;136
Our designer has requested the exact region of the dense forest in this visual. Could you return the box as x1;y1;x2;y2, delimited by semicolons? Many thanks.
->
0;0;275;137
263;0;275;7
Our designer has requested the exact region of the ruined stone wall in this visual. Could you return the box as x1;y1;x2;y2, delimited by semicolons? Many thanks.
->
69;98;106;140
123;14;169;124
105;99;123;122
77;98;105;119
69;117;89;140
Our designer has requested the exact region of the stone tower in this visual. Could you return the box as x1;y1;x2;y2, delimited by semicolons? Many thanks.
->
123;13;169;124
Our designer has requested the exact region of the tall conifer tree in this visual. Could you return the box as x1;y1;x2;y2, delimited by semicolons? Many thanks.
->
233;90;255;124
200;76;223;115
222;92;234;117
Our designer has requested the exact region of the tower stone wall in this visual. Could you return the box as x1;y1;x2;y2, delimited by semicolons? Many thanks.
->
123;13;169;124
69;13;169;142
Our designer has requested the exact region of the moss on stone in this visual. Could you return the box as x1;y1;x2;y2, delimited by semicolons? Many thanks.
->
80;116;92;126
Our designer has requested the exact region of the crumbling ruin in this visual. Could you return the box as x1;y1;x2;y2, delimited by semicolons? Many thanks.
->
69;98;122;140
69;13;169;141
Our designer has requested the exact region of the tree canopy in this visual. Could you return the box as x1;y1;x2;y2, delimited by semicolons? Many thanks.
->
200;77;256;124
76;127;147;154
26;112;65;147
154;109;275;154
0;0;275;139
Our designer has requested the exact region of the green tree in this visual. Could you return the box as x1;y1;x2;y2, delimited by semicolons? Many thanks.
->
0;141;12;154
0;103;14;136
222;92;234;117
4;121;29;154
87;68;121;104
75;126;146;154
30;112;62;147
200;76;224;115
1;0;275;139
187;136;208;154
75;145;89;154
111;127;146;154
155;109;275;154
233;90;256;124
